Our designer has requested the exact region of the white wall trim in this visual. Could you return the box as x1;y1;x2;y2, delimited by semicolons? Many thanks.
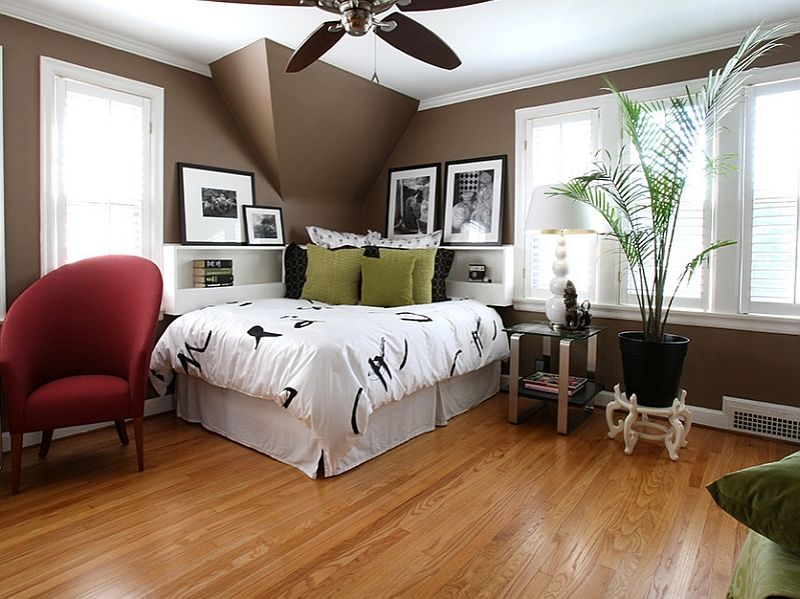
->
419;20;800;110
0;394;175;455
0;0;211;76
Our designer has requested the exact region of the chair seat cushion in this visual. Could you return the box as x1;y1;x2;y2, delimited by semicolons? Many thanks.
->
23;375;131;431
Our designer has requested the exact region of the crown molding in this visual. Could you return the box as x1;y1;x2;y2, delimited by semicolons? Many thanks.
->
419;19;800;110
0;0;212;76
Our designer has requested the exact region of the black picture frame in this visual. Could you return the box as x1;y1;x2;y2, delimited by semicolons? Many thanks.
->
243;205;285;246
387;163;440;238
178;162;255;245
442;155;506;246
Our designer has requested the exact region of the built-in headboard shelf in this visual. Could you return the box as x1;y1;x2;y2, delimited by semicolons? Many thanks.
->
162;243;514;315
444;245;513;307
162;244;285;315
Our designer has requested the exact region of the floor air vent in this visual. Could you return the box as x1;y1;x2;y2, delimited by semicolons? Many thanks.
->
723;397;800;443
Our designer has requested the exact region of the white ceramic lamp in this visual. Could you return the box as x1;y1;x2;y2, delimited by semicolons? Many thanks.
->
525;185;603;330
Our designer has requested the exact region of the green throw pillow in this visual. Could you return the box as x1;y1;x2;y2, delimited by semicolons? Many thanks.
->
360;254;415;307
706;450;800;556
300;244;362;305
375;247;436;304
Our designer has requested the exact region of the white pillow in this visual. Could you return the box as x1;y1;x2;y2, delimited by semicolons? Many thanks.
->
374;230;442;249
306;226;382;249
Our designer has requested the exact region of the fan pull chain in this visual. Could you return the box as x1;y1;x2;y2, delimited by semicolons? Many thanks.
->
371;33;380;84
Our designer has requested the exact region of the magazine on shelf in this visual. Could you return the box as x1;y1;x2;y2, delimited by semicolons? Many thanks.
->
522;371;587;396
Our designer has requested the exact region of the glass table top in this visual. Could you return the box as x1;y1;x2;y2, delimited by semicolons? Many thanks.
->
503;321;606;340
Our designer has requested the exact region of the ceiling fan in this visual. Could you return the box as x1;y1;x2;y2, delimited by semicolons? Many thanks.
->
202;0;495;73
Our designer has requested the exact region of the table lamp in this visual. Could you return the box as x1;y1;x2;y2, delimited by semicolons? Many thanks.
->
525;185;603;330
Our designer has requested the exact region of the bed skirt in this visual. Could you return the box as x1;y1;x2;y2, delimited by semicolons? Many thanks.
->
175;361;501;478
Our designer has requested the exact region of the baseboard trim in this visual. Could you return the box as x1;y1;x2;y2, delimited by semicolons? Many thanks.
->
1;394;176;455
500;374;729;432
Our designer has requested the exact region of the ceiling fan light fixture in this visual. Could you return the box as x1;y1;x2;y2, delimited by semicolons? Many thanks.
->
339;2;374;36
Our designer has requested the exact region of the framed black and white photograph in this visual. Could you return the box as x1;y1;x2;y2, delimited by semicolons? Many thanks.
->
178;163;255;244
387;163;440;238
244;205;284;246
442;155;506;246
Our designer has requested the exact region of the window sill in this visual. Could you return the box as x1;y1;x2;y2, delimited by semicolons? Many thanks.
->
512;298;800;336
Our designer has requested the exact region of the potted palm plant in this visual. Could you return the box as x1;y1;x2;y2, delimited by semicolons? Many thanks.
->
552;25;789;407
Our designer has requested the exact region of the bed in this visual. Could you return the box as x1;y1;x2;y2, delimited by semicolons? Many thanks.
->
150;233;510;477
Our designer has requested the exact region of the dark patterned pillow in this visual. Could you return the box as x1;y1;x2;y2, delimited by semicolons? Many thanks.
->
283;243;308;299
432;248;454;302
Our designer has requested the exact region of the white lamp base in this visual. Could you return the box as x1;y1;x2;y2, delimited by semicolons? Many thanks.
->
546;233;569;329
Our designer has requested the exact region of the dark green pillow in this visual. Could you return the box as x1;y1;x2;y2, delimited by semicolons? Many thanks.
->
300;244;362;305
360;254;415;307
706;450;800;556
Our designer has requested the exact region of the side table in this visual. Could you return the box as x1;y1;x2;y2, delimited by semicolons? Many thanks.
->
505;322;605;434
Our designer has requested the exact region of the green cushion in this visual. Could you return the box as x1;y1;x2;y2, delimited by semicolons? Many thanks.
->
707;450;800;556
374;247;436;304
360;254;416;308
300;244;362;305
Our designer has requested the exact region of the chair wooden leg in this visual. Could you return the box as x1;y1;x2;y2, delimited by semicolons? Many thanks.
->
11;433;23;495
133;417;144;471
115;420;130;445
38;430;54;458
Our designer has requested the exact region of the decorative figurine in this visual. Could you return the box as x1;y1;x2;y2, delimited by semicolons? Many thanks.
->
562;281;592;331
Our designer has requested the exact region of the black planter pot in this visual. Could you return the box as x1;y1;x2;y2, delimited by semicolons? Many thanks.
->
618;331;689;408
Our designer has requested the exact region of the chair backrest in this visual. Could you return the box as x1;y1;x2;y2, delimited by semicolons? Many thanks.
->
0;255;163;426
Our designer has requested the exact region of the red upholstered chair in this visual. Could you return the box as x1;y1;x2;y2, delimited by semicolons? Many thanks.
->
0;255;163;494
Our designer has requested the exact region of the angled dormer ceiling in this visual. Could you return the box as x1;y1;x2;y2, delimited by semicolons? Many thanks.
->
210;38;419;204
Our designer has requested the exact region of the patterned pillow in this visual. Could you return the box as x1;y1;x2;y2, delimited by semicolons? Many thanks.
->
306;226;381;249
374;230;442;249
364;246;452;303
300;244;363;305
283;243;307;299
432;248;455;302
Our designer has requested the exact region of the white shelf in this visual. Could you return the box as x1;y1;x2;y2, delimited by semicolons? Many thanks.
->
446;245;513;307
163;244;284;315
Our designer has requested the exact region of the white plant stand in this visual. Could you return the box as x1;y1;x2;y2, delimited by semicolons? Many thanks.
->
606;384;691;461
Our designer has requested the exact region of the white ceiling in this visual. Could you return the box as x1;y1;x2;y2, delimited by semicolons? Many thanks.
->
1;0;799;108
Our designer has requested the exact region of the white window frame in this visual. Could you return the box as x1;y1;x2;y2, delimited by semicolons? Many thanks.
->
514;61;800;335
514;94;622;313
40;57;164;275
738;68;800;317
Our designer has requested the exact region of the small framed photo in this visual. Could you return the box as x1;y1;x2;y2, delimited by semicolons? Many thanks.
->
243;206;285;246
442;155;506;246
178;163;255;244
387;163;440;238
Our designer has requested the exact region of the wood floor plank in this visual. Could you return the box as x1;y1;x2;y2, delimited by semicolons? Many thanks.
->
0;393;795;599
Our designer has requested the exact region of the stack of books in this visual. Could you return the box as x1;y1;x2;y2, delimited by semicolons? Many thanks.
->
193;259;234;288
522;371;587;396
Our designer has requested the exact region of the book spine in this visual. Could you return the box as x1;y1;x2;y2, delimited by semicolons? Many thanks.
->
193;259;233;268
193;273;234;285
193;281;234;288
192;267;233;276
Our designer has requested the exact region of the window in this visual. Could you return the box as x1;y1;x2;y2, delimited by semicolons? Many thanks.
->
514;61;800;331
41;58;164;274
516;103;607;303
741;78;800;316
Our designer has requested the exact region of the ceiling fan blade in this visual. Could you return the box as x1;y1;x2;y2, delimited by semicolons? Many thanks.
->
376;13;461;70
199;0;308;5
286;21;346;73
397;0;494;11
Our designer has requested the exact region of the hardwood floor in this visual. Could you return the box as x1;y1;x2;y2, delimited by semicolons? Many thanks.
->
0;393;795;599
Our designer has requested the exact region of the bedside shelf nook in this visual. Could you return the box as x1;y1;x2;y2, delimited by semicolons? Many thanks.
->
446;245;513;306
162;244;284;315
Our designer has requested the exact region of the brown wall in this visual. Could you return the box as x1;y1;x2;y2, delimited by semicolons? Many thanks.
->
363;36;800;412
1;14;386;307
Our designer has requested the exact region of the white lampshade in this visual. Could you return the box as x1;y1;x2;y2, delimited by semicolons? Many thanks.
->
525;185;604;329
525;185;606;234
